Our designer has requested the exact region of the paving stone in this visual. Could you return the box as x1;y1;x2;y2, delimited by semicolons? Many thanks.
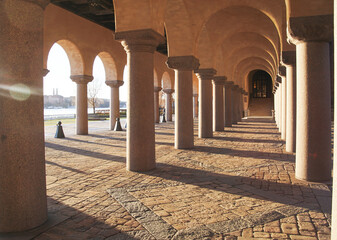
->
27;120;331;239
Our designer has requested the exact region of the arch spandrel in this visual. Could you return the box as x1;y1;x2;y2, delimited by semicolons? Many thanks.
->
164;0;195;56
195;26;215;68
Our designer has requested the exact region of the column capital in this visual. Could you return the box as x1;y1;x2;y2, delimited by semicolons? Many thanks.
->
115;29;165;53
163;89;174;94
225;81;234;87
232;85;239;90
25;0;50;9
213;76;227;85
281;51;296;66
287;15;333;45
154;86;162;92
105;80;124;88
278;66;286;78
195;68;217;81
70;75;93;84
43;69;50;77
166;56;200;71
276;76;282;83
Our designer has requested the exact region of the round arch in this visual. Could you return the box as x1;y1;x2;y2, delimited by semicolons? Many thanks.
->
96;52;118;80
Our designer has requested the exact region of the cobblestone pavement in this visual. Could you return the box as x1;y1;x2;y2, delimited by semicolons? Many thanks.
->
23;118;332;239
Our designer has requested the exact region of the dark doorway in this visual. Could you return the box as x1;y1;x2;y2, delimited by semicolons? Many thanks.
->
252;70;272;98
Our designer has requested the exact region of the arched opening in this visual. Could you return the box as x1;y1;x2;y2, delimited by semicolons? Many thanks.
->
248;70;273;116
44;42;77;137
88;56;109;116
251;70;272;98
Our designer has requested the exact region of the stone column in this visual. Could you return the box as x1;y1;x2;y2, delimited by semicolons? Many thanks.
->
163;89;174;121
0;0;49;232
279;66;287;140
71;75;93;135
239;88;245;121
193;94;198;118
195;68;217;138
167;56;199;149
288;15;332;181
232;85;239;124
115;29;164;171
276;77;282;133
224;81;233;127
154;86;162;123
213;76;226;131
332;3;337;238
105;80;124;130
282;51;297;153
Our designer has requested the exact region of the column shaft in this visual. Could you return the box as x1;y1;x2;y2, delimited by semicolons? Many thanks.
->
295;42;331;181
175;70;194;148
115;29;164;171
165;92;173;121
224;83;233;127
76;83;89;135
154;87;161;123
193;94;198;118
286;64;296;153
199;79;213;137
281;77;287;140
0;0;48;232
166;56;199;149
110;87;120;129
213;79;225;131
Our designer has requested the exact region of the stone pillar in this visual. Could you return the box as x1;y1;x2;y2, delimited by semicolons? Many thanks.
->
115;29;164;171
276;77;282;133
332;3;337;238
279;66;287;140
282;51;297;153
195;68;217;138
213;76;226;131
166;56;200;149
0;0;49;232
105;80;124;130
288;15;332;181
154;86;162;123
224;81;233;127
239;88;245;121
232;85;239;124
71;75;93;135
274;86;278;128
193;94;198;118
163;89;174;121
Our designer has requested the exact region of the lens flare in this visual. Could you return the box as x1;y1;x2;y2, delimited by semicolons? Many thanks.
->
9;83;31;101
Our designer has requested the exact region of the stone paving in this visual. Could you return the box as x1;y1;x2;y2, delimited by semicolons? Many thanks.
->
12;118;332;239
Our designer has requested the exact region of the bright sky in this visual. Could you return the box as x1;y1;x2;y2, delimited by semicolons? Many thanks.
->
44;43;127;101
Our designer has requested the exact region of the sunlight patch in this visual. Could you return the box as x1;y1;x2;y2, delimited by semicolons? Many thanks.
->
9;83;31;101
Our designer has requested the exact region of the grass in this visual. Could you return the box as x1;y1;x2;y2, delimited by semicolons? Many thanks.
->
44;118;75;126
44;117;126;126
